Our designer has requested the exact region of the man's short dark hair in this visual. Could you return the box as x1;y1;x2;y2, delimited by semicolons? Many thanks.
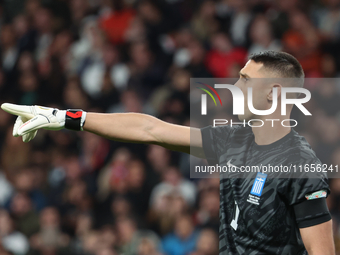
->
249;51;304;80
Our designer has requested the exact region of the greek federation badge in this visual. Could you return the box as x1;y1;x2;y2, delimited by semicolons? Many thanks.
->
250;172;267;196
247;172;267;205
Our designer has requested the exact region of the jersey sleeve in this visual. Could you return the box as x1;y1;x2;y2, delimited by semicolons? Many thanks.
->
280;175;330;206
278;152;331;205
200;125;233;165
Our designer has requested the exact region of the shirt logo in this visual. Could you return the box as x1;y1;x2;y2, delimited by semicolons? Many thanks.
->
227;159;240;170
250;172;267;197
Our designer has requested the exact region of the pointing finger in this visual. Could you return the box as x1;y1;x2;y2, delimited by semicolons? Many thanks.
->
1;103;34;119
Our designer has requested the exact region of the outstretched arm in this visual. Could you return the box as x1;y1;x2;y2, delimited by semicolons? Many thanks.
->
1;104;205;158
84;112;204;157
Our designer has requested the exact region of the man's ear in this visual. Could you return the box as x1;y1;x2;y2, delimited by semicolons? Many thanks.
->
268;84;281;101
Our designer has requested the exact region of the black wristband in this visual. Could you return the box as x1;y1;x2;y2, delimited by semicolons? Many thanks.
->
65;109;83;131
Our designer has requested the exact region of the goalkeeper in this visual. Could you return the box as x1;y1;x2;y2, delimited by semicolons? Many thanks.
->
2;51;335;255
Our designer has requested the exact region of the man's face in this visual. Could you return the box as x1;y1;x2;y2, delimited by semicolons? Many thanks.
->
234;60;274;121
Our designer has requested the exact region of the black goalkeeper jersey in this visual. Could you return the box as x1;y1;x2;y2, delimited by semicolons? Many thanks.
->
201;125;330;255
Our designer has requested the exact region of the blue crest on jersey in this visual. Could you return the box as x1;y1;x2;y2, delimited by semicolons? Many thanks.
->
250;172;267;197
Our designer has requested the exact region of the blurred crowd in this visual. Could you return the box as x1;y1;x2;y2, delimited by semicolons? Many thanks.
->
0;0;340;254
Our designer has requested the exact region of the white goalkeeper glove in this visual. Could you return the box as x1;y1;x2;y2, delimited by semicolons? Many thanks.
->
1;103;87;142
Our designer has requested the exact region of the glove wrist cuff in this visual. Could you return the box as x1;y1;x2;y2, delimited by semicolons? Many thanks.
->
80;111;87;131
64;109;86;131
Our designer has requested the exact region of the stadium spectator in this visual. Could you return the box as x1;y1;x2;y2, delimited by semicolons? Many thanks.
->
30;207;70;254
9;192;40;238
0;210;29;255
282;10;322;76
248;15;282;56
190;228;218;255
116;216;162;255
205;32;247;78
162;214;199;255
